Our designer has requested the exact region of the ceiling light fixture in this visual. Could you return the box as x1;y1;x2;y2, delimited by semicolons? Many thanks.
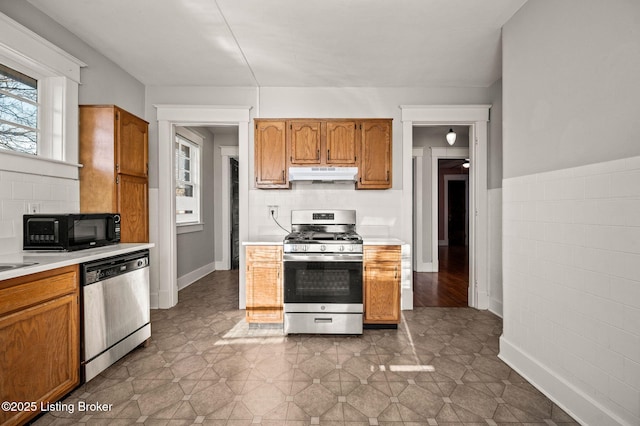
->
446;128;456;145
463;159;470;169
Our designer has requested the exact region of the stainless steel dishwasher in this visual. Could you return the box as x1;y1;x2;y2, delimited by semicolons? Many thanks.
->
81;249;150;382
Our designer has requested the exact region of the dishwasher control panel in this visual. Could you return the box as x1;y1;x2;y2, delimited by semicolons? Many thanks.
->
82;250;149;285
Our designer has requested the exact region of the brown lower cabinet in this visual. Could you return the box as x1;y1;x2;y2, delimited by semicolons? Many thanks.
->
363;245;401;325
0;265;80;426
245;246;283;323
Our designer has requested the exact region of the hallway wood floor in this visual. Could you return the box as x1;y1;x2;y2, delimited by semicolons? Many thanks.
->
413;245;469;307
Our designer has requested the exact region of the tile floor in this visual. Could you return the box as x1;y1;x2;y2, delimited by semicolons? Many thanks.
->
35;271;579;425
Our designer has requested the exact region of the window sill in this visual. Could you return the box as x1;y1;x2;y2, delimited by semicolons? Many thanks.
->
0;150;81;179
176;223;204;234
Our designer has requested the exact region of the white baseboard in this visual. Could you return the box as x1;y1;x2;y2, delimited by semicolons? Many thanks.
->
415;262;437;272
215;260;229;271
499;337;633;426
489;298;503;318
177;262;215;291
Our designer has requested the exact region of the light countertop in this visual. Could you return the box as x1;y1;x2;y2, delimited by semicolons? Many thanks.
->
362;238;406;245
242;236;285;246
0;243;154;281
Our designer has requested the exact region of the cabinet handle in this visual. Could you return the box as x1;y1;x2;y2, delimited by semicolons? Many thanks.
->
387;170;390;181
327;149;330;161
395;266;398;279
317;149;320;160
282;170;285;180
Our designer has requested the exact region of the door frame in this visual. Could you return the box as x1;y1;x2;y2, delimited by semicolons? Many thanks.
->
401;105;490;309
218;146;239;270
154;105;250;309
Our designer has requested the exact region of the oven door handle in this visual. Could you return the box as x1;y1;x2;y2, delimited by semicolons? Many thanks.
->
283;254;363;262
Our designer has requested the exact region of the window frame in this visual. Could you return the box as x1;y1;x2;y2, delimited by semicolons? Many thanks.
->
0;12;85;179
175;127;203;227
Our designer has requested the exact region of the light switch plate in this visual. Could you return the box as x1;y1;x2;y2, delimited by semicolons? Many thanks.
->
27;202;41;213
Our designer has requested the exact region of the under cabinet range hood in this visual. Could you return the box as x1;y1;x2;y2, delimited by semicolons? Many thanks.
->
288;167;358;183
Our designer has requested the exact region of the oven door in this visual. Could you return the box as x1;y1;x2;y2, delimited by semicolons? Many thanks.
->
283;254;362;308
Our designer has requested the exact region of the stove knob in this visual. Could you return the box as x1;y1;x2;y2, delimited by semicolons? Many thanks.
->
320;244;326;252
349;245;354;251
303;245;308;252
339;245;345;251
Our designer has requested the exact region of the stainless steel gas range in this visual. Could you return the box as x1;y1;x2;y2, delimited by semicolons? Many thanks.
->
283;210;363;334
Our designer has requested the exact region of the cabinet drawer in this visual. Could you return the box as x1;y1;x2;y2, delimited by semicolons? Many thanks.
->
246;246;282;262
0;265;78;317
363;246;401;263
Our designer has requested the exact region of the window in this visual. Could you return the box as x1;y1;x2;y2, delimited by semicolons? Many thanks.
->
0;64;38;155
0;12;84;179
175;129;202;225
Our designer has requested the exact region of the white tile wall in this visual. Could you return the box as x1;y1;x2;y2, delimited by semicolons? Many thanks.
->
248;184;404;239
501;155;640;426
0;170;79;255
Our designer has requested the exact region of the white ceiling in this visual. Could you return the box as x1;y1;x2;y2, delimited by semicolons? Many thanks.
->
27;0;527;88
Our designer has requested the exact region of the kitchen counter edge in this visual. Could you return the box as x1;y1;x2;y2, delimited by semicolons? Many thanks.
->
0;243;155;281
241;238;406;246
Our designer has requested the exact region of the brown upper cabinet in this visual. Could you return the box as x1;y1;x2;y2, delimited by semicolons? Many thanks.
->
357;119;392;189
289;120;321;165
255;118;391;189
326;120;358;166
255;120;288;188
79;105;149;242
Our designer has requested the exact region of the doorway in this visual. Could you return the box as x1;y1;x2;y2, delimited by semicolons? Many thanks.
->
413;153;470;307
402;104;490;310
154;105;250;309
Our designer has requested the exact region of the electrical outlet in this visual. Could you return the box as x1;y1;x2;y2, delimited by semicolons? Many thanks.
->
27;202;41;213
268;205;278;219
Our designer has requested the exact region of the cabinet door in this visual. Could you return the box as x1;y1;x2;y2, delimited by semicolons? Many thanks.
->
116;108;149;177
364;263;400;324
0;294;79;426
358;120;392;189
326;120;358;165
117;174;149;242
246;263;283;323
289;120;321;165
255;120;288;188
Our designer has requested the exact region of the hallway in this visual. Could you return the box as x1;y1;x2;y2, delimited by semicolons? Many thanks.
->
413;245;469;307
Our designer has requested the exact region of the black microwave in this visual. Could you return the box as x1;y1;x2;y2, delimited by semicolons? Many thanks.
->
23;213;121;251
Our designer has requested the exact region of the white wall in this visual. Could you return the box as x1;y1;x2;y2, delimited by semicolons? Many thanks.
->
501;1;640;425
487;79;504;317
0;0;145;117
0;1;145;255
0;172;79;255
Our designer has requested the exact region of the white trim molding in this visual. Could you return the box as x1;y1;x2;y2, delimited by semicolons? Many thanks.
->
154;105;251;309
177;261;216;291
219;145;239;271
401;105;490;310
